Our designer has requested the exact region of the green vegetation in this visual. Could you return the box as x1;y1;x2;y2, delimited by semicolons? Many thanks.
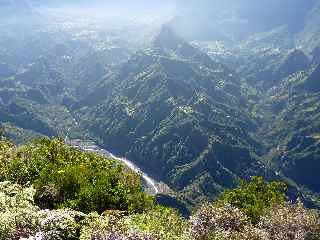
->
0;140;318;240
1;0;320;217
0;138;154;214
220;176;287;224
0;125;4;138
78;27;266;209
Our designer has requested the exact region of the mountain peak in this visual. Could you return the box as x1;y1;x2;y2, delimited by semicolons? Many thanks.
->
153;24;186;53
151;24;220;71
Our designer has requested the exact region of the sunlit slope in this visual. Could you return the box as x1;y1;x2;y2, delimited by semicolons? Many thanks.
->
255;65;320;194
78;27;267;204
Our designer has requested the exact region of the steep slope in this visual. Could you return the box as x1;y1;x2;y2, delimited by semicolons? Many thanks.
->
78;27;268;205
296;0;320;52
251;63;320;204
1;1;319;209
181;14;320;206
0;9;136;143
279;67;320;193
302;64;320;92
239;48;310;90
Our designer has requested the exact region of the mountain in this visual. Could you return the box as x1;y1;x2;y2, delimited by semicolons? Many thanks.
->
302;65;320;92
254;65;320;196
297;0;320;52
172;0;319;51
177;0;320;206
1;1;320;209
0;6;136;143
76;26;269;204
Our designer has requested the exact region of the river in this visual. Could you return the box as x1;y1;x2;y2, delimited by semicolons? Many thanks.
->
66;139;159;195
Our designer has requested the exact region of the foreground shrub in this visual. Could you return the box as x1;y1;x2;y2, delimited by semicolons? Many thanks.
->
221;176;287;224
1;181;319;240
79;206;187;240
1;138;320;240
0;138;154;213
0;181;86;240
186;203;268;240
127;206;187;240
0;181;39;239
260;201;319;240
79;212;160;240
0;139;14;168
186;199;319;240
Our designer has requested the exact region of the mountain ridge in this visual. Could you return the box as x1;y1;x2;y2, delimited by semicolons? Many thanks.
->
1;2;320;209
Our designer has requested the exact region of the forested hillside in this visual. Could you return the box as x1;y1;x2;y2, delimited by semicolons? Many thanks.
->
0;138;319;239
1;0;320;213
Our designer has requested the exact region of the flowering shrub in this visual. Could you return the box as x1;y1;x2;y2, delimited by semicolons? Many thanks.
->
1;138;320;240
186;203;268;240
0;138;13;153
79;212;123;240
0;181;40;240
185;200;320;240
0;181;87;240
0;180;319;240
79;206;188;240
127;206;187;240
221;176;287;224
79;213;159;240
34;209;85;240
259;201;319;240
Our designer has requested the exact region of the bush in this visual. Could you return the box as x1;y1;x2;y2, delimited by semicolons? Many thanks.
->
31;209;86;240
0;138;154;214
0;138;13;155
79;206;186;240
1;181;319;240
259;201;319;240
127;206;187;240
0;125;5;138
0;181;88;240
186;203;268;240
0;181;40;240
1;139;320;240
220;176;287;224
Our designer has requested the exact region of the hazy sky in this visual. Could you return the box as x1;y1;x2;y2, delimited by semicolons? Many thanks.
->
3;0;318;41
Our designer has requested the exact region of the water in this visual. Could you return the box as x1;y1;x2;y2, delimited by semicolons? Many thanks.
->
67;139;159;195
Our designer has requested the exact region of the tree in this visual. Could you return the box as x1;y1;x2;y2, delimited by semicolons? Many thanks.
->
0;125;5;138
220;176;287;224
1;138;154;214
